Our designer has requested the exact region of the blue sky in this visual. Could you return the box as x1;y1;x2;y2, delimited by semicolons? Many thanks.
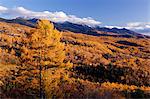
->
0;0;150;35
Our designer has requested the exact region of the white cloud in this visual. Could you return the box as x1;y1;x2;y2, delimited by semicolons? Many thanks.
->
105;22;150;30
0;6;8;13
105;22;150;35
0;6;101;27
126;22;142;27
105;25;124;29
127;22;150;35
126;22;150;30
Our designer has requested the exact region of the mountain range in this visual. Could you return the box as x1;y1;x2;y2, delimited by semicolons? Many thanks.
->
0;17;149;38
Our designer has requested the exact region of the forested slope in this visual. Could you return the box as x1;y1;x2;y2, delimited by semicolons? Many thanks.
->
0;21;150;98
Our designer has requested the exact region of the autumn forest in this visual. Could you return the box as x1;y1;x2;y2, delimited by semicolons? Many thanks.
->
0;19;150;98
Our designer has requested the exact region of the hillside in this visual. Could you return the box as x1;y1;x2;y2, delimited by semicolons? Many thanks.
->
0;21;150;98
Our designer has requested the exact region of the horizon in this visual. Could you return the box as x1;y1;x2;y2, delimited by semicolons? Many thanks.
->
0;0;150;35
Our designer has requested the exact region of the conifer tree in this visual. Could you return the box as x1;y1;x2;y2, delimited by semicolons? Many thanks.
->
19;19;68;97
21;19;65;69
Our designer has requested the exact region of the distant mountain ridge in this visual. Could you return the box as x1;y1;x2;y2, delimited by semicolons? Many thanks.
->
0;17;149;38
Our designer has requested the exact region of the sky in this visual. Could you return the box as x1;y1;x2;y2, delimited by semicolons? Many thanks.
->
0;0;150;35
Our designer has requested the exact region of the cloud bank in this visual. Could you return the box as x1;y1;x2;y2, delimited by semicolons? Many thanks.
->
0;6;8;13
106;22;150;30
0;6;101;27
105;22;150;35
126;22;150;30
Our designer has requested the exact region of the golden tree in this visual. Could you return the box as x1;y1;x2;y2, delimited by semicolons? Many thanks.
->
21;20;65;69
10;19;68;97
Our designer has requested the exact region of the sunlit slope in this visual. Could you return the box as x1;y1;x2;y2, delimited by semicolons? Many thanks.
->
0;21;150;98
